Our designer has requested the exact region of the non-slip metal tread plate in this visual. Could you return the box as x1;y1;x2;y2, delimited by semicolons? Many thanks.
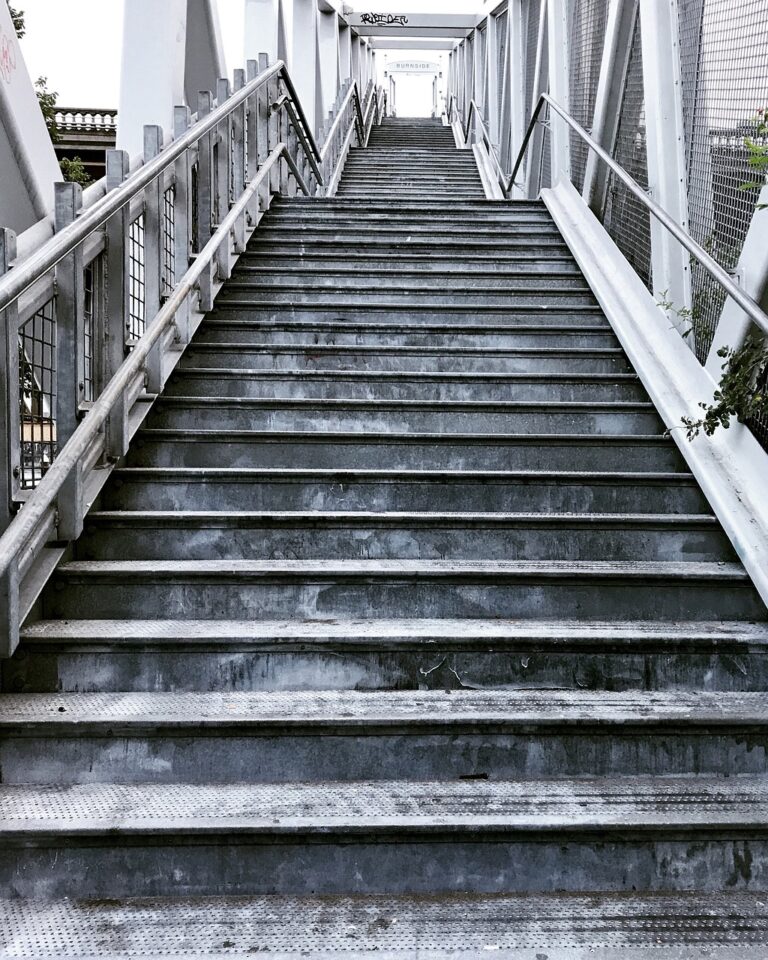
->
3;777;768;834
19;616;768;645
2;689;768;729
3;893;768;958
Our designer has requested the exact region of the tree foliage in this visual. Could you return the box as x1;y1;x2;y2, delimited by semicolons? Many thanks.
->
8;3;25;38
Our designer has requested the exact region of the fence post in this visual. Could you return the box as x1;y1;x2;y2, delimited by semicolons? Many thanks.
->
173;105;192;346
104;149;131;461
0;229;19;535
257;54;271;216
196;91;214;254
143;125;165;394
216;78;234;281
54;182;85;541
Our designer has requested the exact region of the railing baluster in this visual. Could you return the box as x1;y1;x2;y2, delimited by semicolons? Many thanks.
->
53;182;85;540
142;125;165;395
267;58;279;197
257;54;271;217
104;150;131;461
232;69;248;252
173;106;192;346
196;92;214;253
216;78;233;281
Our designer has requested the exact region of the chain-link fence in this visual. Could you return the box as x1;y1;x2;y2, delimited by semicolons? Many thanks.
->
568;0;608;192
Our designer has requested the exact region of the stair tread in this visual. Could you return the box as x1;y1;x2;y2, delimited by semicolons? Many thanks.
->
3;892;768;958
56;559;749;579
4;776;768;834
3;689;768;729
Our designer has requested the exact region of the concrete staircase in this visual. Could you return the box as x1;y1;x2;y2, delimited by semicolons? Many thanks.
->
2;117;768;957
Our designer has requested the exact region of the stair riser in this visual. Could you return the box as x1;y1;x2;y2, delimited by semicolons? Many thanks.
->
147;406;664;436
251;228;563;241
237;258;580;273
165;375;646;402
8;646;765;694
179;351;628;374
5;838;768;898
46;577;763;622
128;437;685;472
103;475;709;515
3;729;765;784
194;328;616;349
77;522;728;563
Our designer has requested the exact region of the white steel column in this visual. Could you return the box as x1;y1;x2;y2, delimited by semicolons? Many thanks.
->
583;0;638;213
291;0;320;135
547;0;571;183
317;9;341;118
339;22;352;85
525;0;549;196
184;0;227;109
639;0;691;323
244;0;281;63
507;0;526;195
117;0;187;158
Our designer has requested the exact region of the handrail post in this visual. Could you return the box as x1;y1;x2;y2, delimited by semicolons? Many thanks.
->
245;60;262;224
232;69;248;251
196;92;214;254
173;106;192;346
266;58;279;197
0;228;19;534
142;125;165;394
53;182;85;541
257;54;272;213
104;149;131;461
215;78;234;281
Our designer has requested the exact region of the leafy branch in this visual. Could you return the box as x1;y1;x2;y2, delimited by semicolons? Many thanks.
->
681;335;768;439
739;107;768;210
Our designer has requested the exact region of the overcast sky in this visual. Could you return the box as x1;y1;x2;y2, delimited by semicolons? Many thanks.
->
16;0;481;107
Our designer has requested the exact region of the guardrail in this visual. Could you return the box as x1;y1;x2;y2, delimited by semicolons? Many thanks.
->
0;56;384;655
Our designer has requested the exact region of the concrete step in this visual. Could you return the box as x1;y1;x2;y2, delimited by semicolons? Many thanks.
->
127;430;686;472
45;559;764;621
335;191;488;199
235;259;583;278
102;468;710;515
77;510;728;562
241;252;580;269
166;369;646;402
148;397;663;436
11;617;767;694
197;318;612;347
214;287;597;308
226;270;590;292
4;777;768;897
179;344;628;374
246;235;571;253
4;892;768;958
269;198;543;213
208;304;607;325
1;690;765;784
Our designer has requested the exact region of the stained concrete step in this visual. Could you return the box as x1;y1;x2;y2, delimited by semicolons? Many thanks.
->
77;511;728;562
2;690;766;784
233;263;585;283
269;198;543;214
4;777;768;897
4;892;768;959
166;369;645;402
214;287;596;307
246;236;571;253
11;618;768;694
148;398;663;435
225;272;590;292
241;252;580;268
179;344;628;374
102;468;710;514
46;559;763;621
335;191;488;199
197;318;613;347
208;304;607;325
128;430;686;471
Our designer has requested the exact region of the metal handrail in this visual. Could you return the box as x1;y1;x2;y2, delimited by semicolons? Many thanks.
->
320;81;366;163
448;95;509;190
449;89;768;339
0;60;317;314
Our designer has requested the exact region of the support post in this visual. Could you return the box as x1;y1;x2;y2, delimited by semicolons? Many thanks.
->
53;182;85;541
173;105;193;345
196;91;214;254
525;0;550;197
142;125;165;394
547;0;571;184
104;150;131;461
0;228;18;532
639;0;691;324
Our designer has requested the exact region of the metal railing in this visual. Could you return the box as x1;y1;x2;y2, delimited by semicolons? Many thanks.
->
448;91;768;343
0;57;384;656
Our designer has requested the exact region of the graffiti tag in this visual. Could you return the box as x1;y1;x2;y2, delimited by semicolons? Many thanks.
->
0;28;17;84
360;13;409;26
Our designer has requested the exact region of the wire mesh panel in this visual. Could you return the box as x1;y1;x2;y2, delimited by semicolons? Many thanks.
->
748;360;768;448
524;0;542;129
18;299;56;490
678;0;768;362
162;186;176;300
603;14;653;290
568;0;609;191
128;214;146;343
476;24;488;118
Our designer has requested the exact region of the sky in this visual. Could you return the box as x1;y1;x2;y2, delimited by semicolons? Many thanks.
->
16;0;482;108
